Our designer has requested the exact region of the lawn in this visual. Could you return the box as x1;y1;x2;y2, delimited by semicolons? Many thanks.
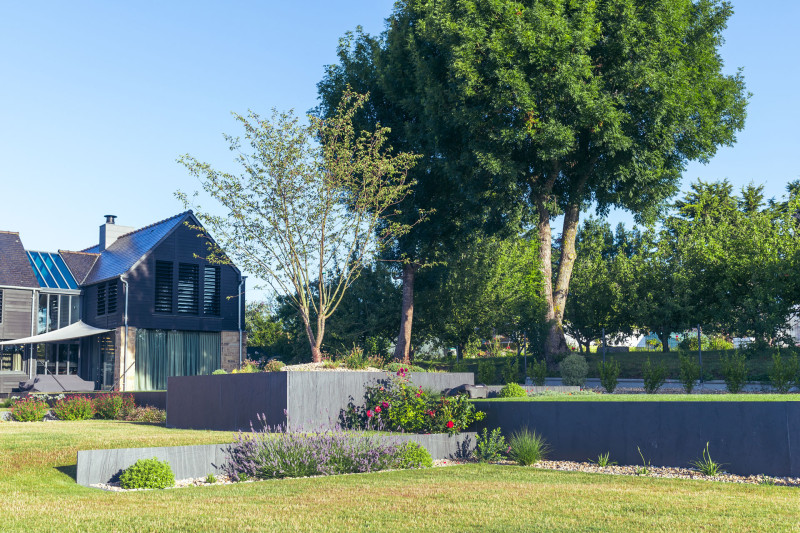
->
478;393;800;402
0;421;797;532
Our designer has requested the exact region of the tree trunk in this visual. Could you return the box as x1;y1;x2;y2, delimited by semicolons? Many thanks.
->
660;331;671;353
393;263;418;363
301;310;324;363
537;199;569;360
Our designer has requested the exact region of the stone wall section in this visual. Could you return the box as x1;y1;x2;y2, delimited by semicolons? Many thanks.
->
220;330;242;372
112;326;137;391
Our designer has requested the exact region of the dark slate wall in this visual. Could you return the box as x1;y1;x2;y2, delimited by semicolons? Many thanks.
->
474;400;800;477
86;222;242;331
167;373;288;431
167;372;475;432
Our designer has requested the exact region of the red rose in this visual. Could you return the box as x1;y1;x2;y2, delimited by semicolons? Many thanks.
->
446;421;454;429
367;410;373;418
374;406;382;413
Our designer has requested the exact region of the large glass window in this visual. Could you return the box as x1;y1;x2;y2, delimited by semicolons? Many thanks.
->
0;345;23;372
155;261;173;313
59;295;70;328
178;263;199;314
38;294;48;334
70;296;81;324
203;266;221;316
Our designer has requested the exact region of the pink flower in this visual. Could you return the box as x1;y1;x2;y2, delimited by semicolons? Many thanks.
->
428;410;435;417
379;387;384;391
446;421;454;429
374;406;382;413
367;410;373;418
381;401;389;409
416;393;421;397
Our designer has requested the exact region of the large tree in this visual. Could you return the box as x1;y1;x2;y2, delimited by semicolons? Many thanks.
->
179;91;420;362
322;0;748;360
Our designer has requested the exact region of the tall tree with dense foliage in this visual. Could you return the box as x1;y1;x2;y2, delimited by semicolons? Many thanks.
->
321;0;748;360
179;91;420;362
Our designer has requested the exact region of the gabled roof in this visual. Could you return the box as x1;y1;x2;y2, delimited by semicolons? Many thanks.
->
79;211;193;285
0;231;40;288
59;250;100;285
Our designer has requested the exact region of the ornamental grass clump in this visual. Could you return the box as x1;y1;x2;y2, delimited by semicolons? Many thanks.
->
222;415;421;482
508;428;548;466
11;397;49;422
342;371;485;434
52;395;95;421
93;393;135;420
690;442;725;477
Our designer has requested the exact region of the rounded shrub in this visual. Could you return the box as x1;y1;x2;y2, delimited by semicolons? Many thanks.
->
11;397;49;422
119;457;175;489
52;395;95;421
264;359;285;372
212;369;227;375
94;393;134;420
559;354;588;387
384;362;427;373
396;442;434;469
498;382;527;398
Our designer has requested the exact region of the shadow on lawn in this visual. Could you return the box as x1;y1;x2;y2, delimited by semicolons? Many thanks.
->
56;464;76;481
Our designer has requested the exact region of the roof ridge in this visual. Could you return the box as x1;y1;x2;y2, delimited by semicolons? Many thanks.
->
0;230;20;235
59;250;100;257
111;210;192;243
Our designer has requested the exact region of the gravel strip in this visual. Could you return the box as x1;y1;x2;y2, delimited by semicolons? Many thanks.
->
281;362;384;372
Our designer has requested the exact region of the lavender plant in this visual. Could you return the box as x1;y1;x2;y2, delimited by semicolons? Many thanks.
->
222;414;419;482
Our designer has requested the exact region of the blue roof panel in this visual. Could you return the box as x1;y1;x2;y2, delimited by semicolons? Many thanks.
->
26;251;79;289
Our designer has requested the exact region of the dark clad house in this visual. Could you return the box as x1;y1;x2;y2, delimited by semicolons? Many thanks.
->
0;213;244;392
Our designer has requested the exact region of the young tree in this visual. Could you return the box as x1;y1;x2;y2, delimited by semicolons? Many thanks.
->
325;0;748;360
178;91;421;362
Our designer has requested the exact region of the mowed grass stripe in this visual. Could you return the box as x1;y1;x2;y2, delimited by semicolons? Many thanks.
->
0;421;796;532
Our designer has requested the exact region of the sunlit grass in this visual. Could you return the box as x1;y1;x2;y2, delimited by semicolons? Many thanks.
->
478;393;800;402
0;420;797;532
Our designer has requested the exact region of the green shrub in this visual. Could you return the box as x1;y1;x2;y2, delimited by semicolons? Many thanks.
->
384;362;426;373
212;369;227;375
678;334;711;352
598;358;620;393
559;354;588;387
119;457;175;489
528;359;547;386
678;352;701;394
720;350;748;394
264;359;285;372
709;336;734;351
124;406;167;424
0;396;19;408
473;427;507;462
499;382;527;398
205;473;217;484
396;442;433;469
508;428;548;466
341;345;369;369
500;357;520;384
52;395;95;421
768;351;798;393
94;393;135;420
642;358;667;394
11;397;49;422
476;359;496;384
232;359;260;373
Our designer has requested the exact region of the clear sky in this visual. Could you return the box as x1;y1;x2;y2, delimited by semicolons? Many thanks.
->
1;1;798;299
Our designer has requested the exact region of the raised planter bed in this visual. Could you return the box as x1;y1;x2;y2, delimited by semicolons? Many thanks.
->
474;399;800;477
167;371;474;432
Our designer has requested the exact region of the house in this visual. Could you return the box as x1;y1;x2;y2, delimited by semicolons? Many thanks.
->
0;212;244;392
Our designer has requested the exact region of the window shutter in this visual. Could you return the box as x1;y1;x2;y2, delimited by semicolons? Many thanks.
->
178;263;199;314
155;261;173;313
203;266;221;316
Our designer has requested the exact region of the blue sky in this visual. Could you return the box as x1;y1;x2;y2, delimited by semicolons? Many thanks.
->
1;1;798;298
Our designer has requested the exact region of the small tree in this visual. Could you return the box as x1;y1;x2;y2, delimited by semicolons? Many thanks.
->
179;90;421;362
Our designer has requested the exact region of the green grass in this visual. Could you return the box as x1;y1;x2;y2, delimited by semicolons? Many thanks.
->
478;393;800;402
1;420;798;531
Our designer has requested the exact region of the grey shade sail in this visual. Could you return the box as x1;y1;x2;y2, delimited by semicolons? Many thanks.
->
0;320;112;345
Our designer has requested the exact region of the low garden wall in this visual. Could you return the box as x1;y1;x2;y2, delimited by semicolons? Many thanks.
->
75;432;476;487
167;371;474;432
474;400;800;477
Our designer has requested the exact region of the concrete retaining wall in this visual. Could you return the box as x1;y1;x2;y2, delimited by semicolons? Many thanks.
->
474;400;800;477
167;371;474;432
76;432;476;487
